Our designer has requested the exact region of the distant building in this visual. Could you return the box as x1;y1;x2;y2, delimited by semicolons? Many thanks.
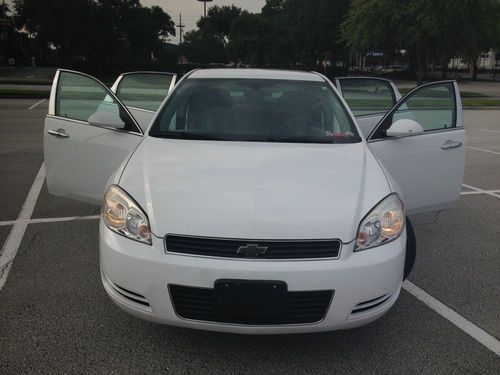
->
449;50;498;70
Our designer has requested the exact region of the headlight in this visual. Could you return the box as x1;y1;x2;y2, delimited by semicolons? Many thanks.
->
355;193;405;251
102;185;152;245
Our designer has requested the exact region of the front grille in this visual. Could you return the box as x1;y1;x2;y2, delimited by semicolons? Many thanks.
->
169;284;333;325
165;235;341;259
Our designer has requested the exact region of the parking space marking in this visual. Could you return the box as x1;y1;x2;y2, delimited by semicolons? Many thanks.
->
462;183;500;198
28;99;46;110
0;163;45;290
460;190;500;196
403;281;500;356
468;146;500;156
0;215;100;227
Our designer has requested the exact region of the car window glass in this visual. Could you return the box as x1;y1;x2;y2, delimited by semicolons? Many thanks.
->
392;83;456;132
116;73;174;112
56;71;119;122
339;78;395;116
152;79;360;144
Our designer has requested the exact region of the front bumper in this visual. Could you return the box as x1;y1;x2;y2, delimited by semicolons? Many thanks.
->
100;220;406;334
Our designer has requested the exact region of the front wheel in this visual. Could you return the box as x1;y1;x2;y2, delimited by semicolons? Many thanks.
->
403;217;417;280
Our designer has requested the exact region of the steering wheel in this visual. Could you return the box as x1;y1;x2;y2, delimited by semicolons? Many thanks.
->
274;117;315;136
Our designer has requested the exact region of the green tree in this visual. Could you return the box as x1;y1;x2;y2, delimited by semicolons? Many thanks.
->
13;0;175;66
118;4;175;61
14;0;104;65
197;5;242;43
457;0;500;80
229;12;273;66
181;29;226;63
262;0;350;66
196;5;243;63
342;0;500;83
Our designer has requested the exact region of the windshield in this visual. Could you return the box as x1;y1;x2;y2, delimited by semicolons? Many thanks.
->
150;78;361;143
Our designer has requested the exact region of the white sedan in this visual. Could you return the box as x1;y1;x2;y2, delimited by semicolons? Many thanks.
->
44;69;465;334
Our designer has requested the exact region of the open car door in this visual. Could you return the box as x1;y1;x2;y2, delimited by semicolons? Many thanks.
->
110;71;176;132
368;81;465;214
335;77;401;137
44;69;144;205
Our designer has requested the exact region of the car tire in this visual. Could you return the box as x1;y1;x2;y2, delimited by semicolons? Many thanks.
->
403;217;416;280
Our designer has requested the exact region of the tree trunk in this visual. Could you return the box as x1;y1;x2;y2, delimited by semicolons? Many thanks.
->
417;51;425;85
471;60;478;80
441;58;449;79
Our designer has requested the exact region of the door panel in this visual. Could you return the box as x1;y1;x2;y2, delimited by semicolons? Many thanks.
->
44;70;143;205
336;77;402;137
368;81;465;214
111;72;176;132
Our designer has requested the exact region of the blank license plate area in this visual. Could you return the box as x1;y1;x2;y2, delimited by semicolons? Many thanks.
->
215;280;287;319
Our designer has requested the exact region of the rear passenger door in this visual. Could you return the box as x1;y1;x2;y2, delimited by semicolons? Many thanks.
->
111;72;176;132
335;77;401;137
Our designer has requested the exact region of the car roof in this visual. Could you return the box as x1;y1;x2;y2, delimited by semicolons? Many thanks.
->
187;69;325;82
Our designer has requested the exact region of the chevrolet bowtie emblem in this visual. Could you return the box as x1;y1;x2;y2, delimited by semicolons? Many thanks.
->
237;243;269;256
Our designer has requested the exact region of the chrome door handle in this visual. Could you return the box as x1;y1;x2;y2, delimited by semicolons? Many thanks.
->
441;140;462;150
47;129;69;138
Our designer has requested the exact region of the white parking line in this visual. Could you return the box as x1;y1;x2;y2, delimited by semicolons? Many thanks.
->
460;190;500;196
0;215;100;227
468;146;500;156
403;281;500;356
0;163;498;354
462;183;500;199
0;163;45;290
28;99;46;110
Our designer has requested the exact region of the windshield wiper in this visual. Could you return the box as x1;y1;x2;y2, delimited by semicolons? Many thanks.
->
149;131;230;141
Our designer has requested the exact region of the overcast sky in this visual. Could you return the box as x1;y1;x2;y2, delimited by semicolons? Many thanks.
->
142;1;266;42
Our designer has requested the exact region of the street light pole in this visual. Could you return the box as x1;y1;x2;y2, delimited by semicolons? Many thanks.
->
176;13;185;63
197;0;213;18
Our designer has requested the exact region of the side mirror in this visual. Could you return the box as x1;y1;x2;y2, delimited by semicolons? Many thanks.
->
386;119;424;137
88;111;125;129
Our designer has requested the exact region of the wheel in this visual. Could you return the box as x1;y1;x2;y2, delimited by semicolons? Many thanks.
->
403;217;417;280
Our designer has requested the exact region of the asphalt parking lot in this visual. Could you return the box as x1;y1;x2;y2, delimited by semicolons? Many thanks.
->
0;98;499;374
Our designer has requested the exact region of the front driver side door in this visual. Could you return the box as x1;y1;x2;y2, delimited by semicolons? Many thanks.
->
44;69;143;205
368;81;465;214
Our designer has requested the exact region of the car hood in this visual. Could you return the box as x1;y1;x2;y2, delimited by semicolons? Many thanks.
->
119;137;391;243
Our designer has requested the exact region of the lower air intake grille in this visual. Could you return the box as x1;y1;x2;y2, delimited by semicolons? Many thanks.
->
165;235;341;259
351;293;393;314
169;284;333;325
112;283;150;307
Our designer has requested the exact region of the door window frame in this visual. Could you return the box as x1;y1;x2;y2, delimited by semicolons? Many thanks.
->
48;69;143;136
367;80;463;142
